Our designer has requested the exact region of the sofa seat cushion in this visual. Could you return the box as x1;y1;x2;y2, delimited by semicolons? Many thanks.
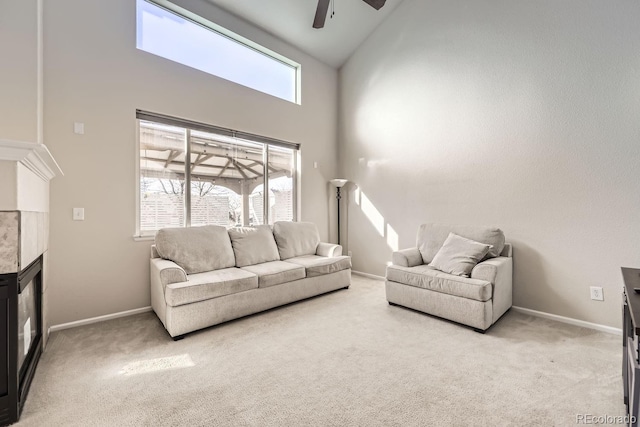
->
155;225;236;274
228;225;280;267
272;221;320;260
241;261;306;288
386;264;492;302
285;255;352;277
165;268;258;307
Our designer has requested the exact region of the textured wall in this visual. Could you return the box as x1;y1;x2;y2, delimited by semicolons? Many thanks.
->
43;0;338;326
0;0;38;143
339;0;640;327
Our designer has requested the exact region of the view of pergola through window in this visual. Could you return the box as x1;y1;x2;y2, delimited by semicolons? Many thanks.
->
138;118;297;234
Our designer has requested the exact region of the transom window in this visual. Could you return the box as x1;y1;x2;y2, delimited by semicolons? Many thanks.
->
136;0;301;104
136;111;299;236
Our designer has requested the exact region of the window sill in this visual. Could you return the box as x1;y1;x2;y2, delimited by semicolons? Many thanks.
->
133;235;155;242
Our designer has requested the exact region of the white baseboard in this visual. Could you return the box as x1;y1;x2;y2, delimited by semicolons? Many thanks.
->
46;290;620;338
350;271;622;335
49;306;152;333
352;270;385;281
512;306;621;335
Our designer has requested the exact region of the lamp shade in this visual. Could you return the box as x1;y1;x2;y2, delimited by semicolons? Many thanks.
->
330;179;348;188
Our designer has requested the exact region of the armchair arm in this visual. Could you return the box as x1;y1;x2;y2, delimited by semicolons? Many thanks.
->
392;248;423;267
471;256;513;323
317;242;343;257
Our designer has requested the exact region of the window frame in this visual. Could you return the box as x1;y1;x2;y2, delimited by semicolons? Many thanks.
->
134;111;300;239
137;0;302;104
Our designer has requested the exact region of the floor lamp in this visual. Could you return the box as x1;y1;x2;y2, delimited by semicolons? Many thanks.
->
330;179;348;245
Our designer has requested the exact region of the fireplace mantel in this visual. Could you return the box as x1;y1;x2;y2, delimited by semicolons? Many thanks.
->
0;139;63;182
0;140;62;213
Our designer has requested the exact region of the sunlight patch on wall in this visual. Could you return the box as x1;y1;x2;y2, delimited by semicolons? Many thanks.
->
386;223;399;251
360;191;384;237
119;354;195;376
353;188;399;251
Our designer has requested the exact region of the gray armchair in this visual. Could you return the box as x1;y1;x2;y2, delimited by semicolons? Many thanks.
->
385;224;513;332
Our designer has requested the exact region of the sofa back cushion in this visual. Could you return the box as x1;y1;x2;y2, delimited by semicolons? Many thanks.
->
155;225;236;274
272;221;320;260
416;224;505;264
228;225;280;267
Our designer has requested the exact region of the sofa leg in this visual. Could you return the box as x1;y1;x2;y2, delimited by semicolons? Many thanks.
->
172;334;186;341
388;301;398;306
473;328;486;334
343;286;350;290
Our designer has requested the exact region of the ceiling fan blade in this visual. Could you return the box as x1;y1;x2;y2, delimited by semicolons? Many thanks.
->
362;0;386;10
313;0;330;28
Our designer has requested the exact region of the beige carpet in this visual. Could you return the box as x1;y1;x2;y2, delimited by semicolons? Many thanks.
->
18;275;625;426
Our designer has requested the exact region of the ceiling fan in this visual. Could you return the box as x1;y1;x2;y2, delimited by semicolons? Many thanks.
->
313;0;387;29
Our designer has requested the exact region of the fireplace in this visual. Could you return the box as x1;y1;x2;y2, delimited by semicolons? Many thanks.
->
0;140;61;426
0;256;43;426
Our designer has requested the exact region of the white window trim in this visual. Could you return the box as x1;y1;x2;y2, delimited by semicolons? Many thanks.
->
133;114;301;239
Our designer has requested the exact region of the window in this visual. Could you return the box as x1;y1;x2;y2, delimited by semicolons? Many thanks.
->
136;111;299;236
136;0;301;104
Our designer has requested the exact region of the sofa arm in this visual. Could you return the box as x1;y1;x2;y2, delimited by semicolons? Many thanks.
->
392;248;423;267
317;242;343;257
471;256;513;322
150;258;188;288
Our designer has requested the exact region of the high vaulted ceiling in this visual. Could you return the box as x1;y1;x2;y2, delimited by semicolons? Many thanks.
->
206;0;405;68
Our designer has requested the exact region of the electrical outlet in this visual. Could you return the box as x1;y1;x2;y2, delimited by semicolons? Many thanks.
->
590;286;604;301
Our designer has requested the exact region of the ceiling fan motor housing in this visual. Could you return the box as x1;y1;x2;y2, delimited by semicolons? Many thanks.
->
313;0;387;29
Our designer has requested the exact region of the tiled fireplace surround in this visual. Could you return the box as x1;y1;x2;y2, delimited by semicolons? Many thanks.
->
0;211;49;332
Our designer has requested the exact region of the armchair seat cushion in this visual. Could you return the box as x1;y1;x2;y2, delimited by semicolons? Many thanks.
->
241;261;306;288
165;268;258;307
285;255;352;277
386;264;492;302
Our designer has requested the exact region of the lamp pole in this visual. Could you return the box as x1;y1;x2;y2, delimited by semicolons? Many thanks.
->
336;186;342;245
329;179;348;245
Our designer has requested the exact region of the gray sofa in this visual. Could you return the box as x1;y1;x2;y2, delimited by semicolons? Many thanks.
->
150;221;351;339
386;224;513;332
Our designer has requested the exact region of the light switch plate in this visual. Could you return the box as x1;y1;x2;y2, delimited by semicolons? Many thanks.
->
73;207;85;221
74;122;85;135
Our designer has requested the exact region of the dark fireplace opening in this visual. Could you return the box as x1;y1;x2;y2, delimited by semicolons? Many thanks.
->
0;256;43;426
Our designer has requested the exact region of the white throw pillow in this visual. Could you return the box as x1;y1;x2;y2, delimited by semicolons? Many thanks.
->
416;224;505;264
429;232;491;277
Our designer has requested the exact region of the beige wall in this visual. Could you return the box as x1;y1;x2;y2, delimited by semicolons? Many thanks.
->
0;0;39;142
339;0;640;327
44;0;338;325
